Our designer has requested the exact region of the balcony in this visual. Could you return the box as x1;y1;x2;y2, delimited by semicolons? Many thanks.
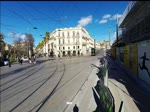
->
82;42;87;46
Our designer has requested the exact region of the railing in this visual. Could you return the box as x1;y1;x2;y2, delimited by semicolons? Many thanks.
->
118;1;136;27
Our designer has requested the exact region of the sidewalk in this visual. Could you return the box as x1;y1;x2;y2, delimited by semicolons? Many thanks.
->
106;55;150;93
105;55;150;112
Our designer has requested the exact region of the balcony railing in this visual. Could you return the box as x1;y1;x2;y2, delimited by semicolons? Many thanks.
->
118;1;136;27
82;42;87;46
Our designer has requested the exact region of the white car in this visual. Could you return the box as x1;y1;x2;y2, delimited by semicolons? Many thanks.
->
4;58;9;65
22;57;29;62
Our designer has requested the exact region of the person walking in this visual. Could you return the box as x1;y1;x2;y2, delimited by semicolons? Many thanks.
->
8;57;11;67
73;104;79;112
20;57;23;65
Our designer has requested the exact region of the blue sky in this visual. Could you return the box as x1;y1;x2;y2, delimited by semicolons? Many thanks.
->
1;1;129;47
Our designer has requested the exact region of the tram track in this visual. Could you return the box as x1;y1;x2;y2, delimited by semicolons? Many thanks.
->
0;64;45;93
34;57;97;112
8;60;66;112
8;60;58;112
1;56;99;112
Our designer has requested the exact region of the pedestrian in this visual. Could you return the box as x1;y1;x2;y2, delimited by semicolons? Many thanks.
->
20;57;23;65
8;58;11;67
73;104;79;112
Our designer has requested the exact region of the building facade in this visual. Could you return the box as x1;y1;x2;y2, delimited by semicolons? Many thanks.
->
112;1;150;84
41;27;99;57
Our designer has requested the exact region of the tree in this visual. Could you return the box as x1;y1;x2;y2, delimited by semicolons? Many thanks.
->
13;38;27;57
25;33;35;57
43;32;50;54
0;33;5;57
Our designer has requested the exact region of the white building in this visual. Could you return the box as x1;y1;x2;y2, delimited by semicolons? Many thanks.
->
41;27;100;57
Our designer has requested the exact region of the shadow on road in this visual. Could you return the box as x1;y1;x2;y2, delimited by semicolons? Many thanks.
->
92;87;103;112
0;59;50;80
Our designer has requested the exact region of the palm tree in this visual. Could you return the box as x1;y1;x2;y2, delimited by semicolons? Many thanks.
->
43;32;50;56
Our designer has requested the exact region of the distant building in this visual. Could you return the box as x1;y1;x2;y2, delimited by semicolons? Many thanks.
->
99;40;110;49
40;27;100;57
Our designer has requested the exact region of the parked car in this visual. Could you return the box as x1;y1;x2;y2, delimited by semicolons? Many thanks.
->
0;58;9;66
22;57;29;62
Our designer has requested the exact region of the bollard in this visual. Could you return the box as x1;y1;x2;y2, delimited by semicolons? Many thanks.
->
104;59;108;87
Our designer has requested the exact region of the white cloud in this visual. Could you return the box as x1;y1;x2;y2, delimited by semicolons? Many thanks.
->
8;32;21;38
99;19;107;24
103;14;111;19
77;15;92;27
16;33;21;38
110;14;122;20
20;34;26;41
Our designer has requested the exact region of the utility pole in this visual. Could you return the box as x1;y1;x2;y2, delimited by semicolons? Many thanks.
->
109;25;111;48
116;14;119;47
28;28;31;58
12;32;16;54
12;32;16;45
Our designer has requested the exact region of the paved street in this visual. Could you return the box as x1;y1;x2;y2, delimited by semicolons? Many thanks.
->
0;54;101;112
1;50;150;112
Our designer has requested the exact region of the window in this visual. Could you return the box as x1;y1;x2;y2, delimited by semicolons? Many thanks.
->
59;47;60;50
78;46;79;49
73;46;75;49
63;39;64;44
77;32;79;36
67;32;69;36
68;47;70;49
63;47;65;50
58;32;60;36
59;39;60;44
68;39;70;43
62;32;64;37
73;31;75;36
77;38;79;43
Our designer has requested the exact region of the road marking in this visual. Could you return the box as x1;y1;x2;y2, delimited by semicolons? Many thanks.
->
66;102;72;105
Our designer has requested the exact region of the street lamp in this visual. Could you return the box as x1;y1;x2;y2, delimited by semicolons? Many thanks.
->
27;27;37;58
116;14;119;47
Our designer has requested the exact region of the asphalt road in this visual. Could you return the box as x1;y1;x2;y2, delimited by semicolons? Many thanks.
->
1;49;148;112
0;53;102;112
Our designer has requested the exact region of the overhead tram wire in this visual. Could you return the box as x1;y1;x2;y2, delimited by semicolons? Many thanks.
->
70;2;113;40
17;2;46;35
24;2;68;28
3;6;34;29
1;23;16;27
23;2;58;31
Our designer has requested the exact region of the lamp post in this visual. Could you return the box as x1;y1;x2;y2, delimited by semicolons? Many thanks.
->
116;14;119;47
27;27;37;58
109;25;111;48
